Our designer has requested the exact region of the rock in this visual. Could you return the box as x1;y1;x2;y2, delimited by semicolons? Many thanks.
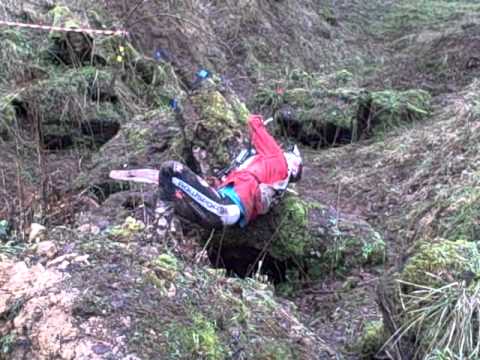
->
47;253;89;269
92;343;111;355
75;109;179;202
1;67;123;152
79;78;250;203
77;224;101;235
35;241;58;259
0;259;114;359
29;223;47;242
257;74;431;148
180;78;250;176
207;195;385;281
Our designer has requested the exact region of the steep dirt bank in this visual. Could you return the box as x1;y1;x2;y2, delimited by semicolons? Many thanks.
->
104;0;370;100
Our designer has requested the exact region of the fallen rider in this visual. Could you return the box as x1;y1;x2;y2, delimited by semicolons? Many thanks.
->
109;115;303;229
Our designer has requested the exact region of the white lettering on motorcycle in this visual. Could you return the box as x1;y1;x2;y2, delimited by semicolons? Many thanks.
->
172;177;227;216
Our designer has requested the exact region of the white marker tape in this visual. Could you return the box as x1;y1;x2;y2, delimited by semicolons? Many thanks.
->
0;20;128;36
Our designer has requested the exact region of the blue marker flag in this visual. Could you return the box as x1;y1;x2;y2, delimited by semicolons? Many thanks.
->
169;99;178;110
196;69;210;79
154;51;163;61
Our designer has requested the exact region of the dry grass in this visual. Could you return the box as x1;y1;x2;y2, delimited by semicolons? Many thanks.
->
393;280;480;359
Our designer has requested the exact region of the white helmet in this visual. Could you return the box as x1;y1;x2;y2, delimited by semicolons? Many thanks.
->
284;145;303;182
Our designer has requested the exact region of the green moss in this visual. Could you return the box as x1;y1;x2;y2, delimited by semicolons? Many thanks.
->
264;195;381;279
10;67;124;145
151;254;178;281
367;89;431;132
402;239;480;286
186;88;249;171
350;320;385;358
93;37;136;65
152;254;178;271
124;125;150;152
0;29;32;59
301;90;358;130
195;90;237;128
284;88;316;109
71;230;326;359
63;67;116;97
0;29;39;85
302;88;432;142
270;196;312;258
441;187;480;242
320;234;352;273
220;195;385;281
335;69;354;84
76;65;113;83
254;71;360;145
49;5;73;22
146;253;180;290
254;87;285;112
230;96;250;124
108;216;145;239
255;70;431;147
167;313;225;360
48;5;80;38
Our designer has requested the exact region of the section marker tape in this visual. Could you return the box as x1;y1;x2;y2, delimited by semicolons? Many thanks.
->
0;20;128;36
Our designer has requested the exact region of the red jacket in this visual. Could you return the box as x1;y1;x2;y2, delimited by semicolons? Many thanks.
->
220;115;289;223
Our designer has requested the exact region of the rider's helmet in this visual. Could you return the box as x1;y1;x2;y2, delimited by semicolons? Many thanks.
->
284;144;303;182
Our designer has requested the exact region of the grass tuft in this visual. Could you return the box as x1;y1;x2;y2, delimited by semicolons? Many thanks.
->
388;280;480;359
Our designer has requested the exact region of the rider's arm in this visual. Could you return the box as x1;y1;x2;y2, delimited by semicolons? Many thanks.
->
248;115;283;156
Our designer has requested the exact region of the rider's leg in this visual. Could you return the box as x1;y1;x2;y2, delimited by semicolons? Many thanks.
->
158;161;240;228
